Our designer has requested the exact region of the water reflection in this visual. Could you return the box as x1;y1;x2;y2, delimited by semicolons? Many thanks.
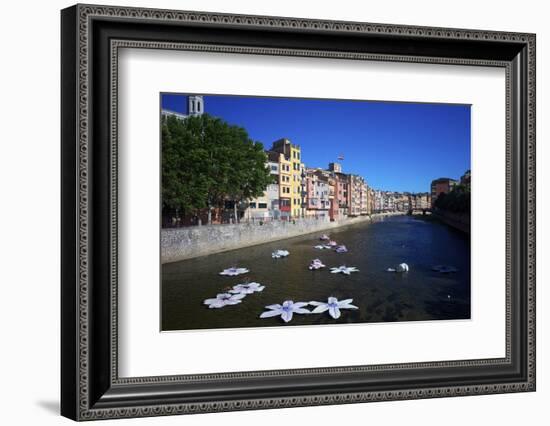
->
162;215;470;331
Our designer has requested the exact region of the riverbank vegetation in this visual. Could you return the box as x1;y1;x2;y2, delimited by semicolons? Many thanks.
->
434;184;470;213
162;114;273;224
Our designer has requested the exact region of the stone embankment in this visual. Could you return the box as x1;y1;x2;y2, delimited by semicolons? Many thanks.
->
162;212;403;263
432;209;470;234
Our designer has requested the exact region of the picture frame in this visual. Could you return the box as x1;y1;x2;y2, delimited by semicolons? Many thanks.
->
61;3;536;421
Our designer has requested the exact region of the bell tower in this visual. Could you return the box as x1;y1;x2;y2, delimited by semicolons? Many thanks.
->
188;95;204;116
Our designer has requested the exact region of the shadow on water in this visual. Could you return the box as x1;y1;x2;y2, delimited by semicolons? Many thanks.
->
162;215;471;331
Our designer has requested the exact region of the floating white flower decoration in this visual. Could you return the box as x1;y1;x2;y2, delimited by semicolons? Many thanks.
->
219;267;249;276
272;249;290;259
328;240;338;247
309;259;326;270
386;263;409;272
259;300;310;323
309;297;358;319
229;282;265;295
335;245;348;253
397;263;409;272
319;234;330;241
203;292;246;308
330;266;359;275
314;244;334;250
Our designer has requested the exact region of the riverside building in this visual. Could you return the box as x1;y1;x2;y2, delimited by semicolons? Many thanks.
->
269;138;304;219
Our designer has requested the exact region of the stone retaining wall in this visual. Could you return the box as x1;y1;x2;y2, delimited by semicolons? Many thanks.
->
432;209;470;234
161;213;402;263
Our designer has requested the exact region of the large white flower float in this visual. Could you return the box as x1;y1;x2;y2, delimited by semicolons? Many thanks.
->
386;263;409;273
259;300;311;323
335;245;348;253
229;282;265;295
319;234;330;241
219;267;249;276
327;240;338;247
203;292;246;308
314;245;329;250
272;249;290;259
309;297;358;319
330;266;359;275
309;259;326;270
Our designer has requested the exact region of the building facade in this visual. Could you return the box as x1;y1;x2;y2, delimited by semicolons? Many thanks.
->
270;138;304;219
431;177;458;206
161;95;204;120
305;168;331;219
349;174;367;217
327;163;349;219
244;158;281;220
410;192;431;210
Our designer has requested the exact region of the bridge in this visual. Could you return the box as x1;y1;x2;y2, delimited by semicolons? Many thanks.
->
407;208;432;216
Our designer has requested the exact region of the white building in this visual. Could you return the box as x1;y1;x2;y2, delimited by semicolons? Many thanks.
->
244;159;281;220
161;95;204;120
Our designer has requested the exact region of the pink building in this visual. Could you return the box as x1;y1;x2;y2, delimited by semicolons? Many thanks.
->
327;163;349;219
305;169;330;219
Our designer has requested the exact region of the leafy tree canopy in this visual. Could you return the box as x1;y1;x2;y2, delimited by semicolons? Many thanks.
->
162;114;272;218
434;184;470;214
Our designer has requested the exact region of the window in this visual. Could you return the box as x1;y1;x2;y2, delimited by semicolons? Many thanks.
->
258;203;267;209
249;202;257;208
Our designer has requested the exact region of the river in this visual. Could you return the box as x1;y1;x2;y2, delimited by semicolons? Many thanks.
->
162;215;470;331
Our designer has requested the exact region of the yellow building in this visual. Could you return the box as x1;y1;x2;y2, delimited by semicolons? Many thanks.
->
269;138;304;219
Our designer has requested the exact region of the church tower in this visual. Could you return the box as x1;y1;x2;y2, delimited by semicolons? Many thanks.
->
188;95;204;116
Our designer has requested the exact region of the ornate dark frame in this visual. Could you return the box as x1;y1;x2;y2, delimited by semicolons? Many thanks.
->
61;3;536;421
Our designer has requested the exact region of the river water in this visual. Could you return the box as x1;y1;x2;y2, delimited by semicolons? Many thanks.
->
162;215;470;331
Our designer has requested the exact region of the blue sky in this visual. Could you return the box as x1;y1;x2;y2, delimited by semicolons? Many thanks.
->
161;94;470;193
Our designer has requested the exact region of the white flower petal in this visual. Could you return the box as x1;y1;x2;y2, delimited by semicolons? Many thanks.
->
260;310;282;318
203;298;219;305
265;304;282;310
230;293;246;300
312;305;329;314
309;301;324;306
337;298;353;306
328;296;338;304
281;310;293;323
294;308;311;314
339;303;359;310
292;302;308;309
329;306;341;319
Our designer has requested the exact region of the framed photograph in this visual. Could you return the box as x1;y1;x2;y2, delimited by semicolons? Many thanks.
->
61;4;536;421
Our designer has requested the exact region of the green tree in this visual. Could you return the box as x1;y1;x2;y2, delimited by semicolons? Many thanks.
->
162;114;272;225
434;184;470;214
